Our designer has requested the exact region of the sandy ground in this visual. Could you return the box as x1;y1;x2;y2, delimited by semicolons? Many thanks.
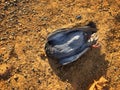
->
0;0;120;90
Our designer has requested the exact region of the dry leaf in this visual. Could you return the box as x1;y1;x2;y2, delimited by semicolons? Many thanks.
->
89;77;108;90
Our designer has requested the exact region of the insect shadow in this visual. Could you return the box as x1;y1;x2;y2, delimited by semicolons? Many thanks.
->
48;48;109;90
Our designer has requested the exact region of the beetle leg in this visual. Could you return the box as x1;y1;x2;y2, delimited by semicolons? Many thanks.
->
87;33;100;48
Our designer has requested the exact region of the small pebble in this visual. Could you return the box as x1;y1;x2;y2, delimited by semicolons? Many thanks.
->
113;66;118;71
0;64;11;79
37;80;41;84
14;76;18;82
76;15;82;20
0;37;7;41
